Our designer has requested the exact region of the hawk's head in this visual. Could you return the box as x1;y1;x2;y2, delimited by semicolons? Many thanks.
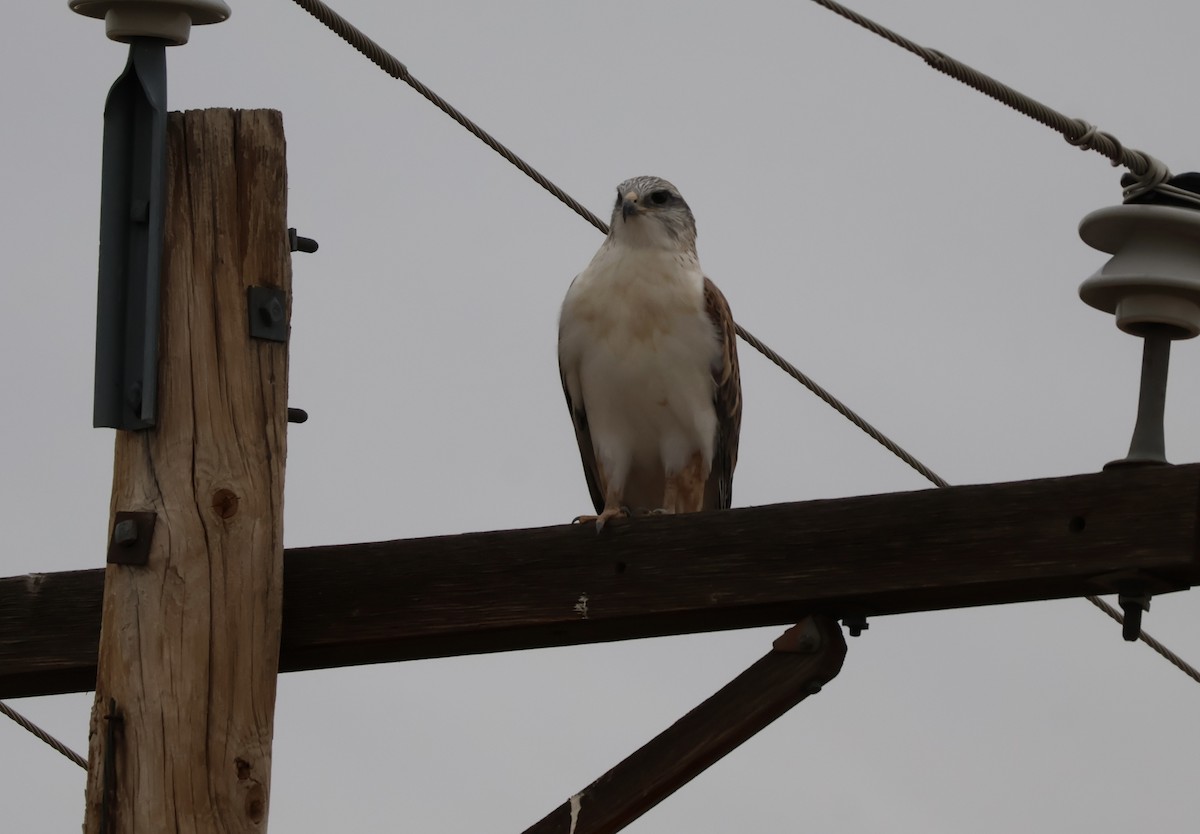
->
609;175;697;253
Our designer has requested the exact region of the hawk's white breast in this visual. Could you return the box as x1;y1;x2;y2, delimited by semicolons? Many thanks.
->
558;238;722;505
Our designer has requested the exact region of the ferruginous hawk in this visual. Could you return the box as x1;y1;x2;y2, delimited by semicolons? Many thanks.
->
558;176;742;530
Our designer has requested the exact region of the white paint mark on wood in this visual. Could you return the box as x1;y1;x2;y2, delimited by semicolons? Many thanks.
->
568;793;582;834
574;593;589;619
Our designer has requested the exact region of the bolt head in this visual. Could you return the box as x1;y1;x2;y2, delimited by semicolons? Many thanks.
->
258;298;285;325
113;519;138;546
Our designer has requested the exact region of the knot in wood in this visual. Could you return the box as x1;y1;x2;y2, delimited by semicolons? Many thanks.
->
212;488;240;519
235;757;266;823
245;785;265;824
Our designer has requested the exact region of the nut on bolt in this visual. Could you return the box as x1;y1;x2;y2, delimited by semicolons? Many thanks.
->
107;511;156;565
1118;589;1152;642
113;518;138;545
259;297;285;325
842;614;869;637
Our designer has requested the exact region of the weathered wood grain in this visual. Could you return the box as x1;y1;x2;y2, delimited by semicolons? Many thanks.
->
3;465;1198;700
80;109;290;834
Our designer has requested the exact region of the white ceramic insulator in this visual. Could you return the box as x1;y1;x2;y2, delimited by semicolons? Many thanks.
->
1079;203;1200;339
70;0;231;46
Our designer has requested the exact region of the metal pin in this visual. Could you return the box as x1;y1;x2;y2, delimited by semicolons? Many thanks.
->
1106;326;1173;469
288;227;319;254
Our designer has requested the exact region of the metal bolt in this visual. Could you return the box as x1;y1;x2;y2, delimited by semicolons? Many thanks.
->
843;614;869;637
287;407;309;424
247;286;288;343
107;511;155;565
1118;589;1151;642
288;227;319;254
113;519;138;546
259;298;284;325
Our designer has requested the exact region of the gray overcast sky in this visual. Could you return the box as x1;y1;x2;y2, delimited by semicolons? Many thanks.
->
4;1;1200;831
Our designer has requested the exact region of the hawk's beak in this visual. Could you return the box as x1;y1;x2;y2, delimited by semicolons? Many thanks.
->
620;191;640;221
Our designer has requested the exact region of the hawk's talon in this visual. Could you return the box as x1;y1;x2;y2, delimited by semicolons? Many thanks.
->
593;505;629;533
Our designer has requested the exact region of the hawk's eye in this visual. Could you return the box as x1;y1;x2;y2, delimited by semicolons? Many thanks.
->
649;190;671;205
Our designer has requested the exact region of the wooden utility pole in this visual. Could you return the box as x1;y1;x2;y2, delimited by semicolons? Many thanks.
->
81;109;291;834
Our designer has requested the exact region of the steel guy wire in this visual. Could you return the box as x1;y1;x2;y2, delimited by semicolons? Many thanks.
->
0;699;88;770
285;0;941;487
731;324;950;488
285;0;1200;686
807;0;1200;207
288;0;609;235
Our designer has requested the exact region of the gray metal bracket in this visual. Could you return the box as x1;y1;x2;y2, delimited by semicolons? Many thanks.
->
92;38;169;430
248;286;288;343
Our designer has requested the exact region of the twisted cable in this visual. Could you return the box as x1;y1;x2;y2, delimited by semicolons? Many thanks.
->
808;0;1174;199
733;323;951;488
0;700;88;770
288;0;609;234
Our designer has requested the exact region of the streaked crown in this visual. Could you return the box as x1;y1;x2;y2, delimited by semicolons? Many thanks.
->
609;175;698;251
